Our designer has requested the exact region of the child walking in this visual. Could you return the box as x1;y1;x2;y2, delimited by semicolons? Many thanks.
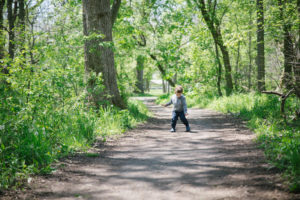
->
162;85;191;132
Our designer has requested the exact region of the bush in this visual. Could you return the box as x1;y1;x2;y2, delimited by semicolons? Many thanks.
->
0;96;149;191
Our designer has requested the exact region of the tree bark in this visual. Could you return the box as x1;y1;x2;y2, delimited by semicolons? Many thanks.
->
235;41;240;90
19;0;25;58
0;0;6;73
296;0;300;98
248;8;253;90
7;0;18;60
162;79;166;93
256;0;266;91
136;55;144;93
278;0;294;90
82;0;125;109
196;0;233;96
214;40;222;96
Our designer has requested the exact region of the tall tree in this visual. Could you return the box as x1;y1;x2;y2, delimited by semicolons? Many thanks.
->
256;0;265;91
278;0;294;90
82;0;125;108
214;40;222;96
0;0;5;72
193;0;233;96
295;0;300;98
7;0;18;60
248;7;253;90
133;33;147;94
136;55;145;93
19;0;25;57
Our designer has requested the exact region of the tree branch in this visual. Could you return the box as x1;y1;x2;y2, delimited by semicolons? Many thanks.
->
150;54;175;87
261;91;283;97
111;0;121;26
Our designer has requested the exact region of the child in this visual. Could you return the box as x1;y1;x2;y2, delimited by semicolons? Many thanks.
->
162;85;191;132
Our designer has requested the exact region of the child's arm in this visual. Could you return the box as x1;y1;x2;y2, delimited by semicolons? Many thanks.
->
162;98;172;107
182;96;188;115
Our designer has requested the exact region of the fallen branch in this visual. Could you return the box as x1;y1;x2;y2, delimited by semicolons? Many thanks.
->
262;89;295;121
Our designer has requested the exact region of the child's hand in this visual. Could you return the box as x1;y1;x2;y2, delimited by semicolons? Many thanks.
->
185;113;188;117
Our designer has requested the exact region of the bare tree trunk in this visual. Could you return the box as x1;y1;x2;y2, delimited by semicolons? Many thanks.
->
248;8;253;90
0;0;6;73
82;0;125;109
256;0;266;91
278;0;294;90
235;41;240;90
214;40;222;96
196;0;233;96
145;78;150;92
7;0;18;60
136;55;144;93
19;0;25;58
173;73;177;85
295;0;300;98
162;79;166;93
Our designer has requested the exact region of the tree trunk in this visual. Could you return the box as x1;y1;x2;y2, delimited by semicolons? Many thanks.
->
295;0;300;98
7;0;18;60
173;73;177;85
256;0;266;91
248;8;253;90
0;0;6;73
19;0;25;58
136;55;144;93
214;40;222;96
197;0;233;96
145;78;150;92
235;41;240;90
279;0;294;90
82;0;125;109
162;79;166;93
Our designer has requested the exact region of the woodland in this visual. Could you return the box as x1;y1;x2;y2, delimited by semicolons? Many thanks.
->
0;0;299;193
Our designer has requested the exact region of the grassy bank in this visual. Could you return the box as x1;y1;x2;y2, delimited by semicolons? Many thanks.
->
157;92;300;192
0;99;149;191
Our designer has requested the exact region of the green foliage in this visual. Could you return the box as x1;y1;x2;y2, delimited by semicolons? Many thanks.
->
0;2;150;192
155;93;171;104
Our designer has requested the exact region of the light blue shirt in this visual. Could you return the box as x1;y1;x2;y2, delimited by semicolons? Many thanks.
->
166;94;188;114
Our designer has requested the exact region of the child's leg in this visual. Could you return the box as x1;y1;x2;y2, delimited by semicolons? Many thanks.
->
171;111;179;129
179;111;190;127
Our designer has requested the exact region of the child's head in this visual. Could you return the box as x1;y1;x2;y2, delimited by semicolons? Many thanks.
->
175;85;183;97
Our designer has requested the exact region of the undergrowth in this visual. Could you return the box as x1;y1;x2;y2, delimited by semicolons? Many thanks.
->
0;98;149;191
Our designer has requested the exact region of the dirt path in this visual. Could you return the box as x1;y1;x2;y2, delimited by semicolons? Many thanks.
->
5;97;300;200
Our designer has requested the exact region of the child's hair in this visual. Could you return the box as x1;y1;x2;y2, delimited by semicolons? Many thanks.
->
175;85;183;93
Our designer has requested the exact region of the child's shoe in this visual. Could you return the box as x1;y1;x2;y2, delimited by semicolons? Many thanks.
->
170;128;176;132
185;126;191;132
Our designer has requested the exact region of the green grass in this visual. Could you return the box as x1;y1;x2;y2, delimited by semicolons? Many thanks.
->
156;92;300;192
0;98;150;191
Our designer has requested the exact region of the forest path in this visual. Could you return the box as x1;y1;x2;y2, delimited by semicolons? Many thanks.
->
16;97;299;200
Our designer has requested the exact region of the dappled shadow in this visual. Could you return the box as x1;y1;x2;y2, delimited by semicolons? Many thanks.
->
31;97;298;200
